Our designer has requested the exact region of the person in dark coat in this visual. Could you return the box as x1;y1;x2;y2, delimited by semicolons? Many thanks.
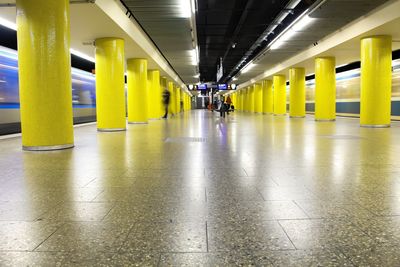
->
162;89;171;119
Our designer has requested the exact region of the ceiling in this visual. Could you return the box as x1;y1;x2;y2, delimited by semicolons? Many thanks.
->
235;0;391;84
235;0;400;90
120;0;198;84
196;0;316;83
120;0;391;85
0;0;396;90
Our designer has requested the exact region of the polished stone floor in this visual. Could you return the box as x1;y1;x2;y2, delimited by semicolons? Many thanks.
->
1;110;400;266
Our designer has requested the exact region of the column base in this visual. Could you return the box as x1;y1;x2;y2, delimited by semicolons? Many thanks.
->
315;119;335;122
128;121;148;124
98;128;126;132
290;115;306;118
360;124;390;128
23;143;74;151
274;114;287;116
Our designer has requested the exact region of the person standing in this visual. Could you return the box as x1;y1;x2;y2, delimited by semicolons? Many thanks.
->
219;96;226;118
162;88;171;119
225;95;232;115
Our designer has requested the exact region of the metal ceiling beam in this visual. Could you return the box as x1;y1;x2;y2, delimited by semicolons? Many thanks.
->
220;0;255;71
224;0;323;82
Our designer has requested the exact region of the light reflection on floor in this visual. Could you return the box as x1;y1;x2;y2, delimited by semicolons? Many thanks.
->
0;110;400;265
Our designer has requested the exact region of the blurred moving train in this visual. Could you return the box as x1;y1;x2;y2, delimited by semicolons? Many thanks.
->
301;58;400;117
0;45;96;135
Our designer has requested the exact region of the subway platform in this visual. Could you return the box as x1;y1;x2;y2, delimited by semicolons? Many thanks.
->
1;110;400;266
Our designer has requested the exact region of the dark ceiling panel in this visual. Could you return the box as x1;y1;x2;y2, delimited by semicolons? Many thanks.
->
196;0;317;82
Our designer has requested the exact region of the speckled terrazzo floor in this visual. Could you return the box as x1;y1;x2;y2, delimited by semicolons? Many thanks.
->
1;110;400;266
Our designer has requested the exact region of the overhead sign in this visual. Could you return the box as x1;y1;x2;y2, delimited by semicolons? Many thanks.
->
198;84;207;90
218;84;227;90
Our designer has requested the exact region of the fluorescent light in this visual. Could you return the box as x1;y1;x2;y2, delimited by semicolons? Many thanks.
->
179;0;191;18
287;0;302;9
269;13;316;50
189;49;198;65
70;48;95;62
0;17;16;31
193;74;200;78
270;39;284;50
232;77;238;81
292;15;315;31
241;63;256;74
190;0;196;14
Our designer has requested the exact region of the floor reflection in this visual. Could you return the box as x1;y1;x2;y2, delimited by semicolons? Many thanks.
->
1;110;400;265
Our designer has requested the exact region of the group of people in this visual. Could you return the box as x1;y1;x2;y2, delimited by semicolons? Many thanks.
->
211;95;234;118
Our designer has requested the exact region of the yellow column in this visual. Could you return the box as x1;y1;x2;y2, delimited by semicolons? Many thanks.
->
174;85;178;114
17;0;73;150
315;57;336;121
240;90;244;111
160;77;168;117
176;86;182;113
246;87;250;112
254;83;262;113
241;89;244;111
241;89;245;111
361;36;392;127
147;78;151;119
239;91;241;108
232;93;237;108
273;75;286;115
262;80;273;114
127;58;147;124
289;67;306;118
168;81;175;116
148;70;161;119
244;88;248;112
249;86;254;113
236;92;240;111
95;38;126;131
183;94;188;111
